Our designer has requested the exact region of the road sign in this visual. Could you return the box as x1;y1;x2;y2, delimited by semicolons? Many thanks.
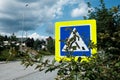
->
55;20;97;61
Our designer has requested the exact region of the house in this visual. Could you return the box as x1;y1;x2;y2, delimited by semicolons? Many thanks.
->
3;41;10;46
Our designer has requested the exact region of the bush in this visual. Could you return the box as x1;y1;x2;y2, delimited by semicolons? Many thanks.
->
0;48;21;61
0;49;11;61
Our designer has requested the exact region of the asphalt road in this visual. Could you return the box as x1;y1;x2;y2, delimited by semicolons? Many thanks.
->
0;56;57;80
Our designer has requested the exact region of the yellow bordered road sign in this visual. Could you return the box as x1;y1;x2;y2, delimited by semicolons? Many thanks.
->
55;20;97;62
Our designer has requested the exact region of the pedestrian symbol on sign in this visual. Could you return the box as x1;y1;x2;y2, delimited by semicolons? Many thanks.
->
62;28;89;52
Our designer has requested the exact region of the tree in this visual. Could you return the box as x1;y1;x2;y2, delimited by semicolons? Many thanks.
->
33;39;42;50
4;35;8;41
46;36;55;54
87;0;120;54
10;33;17;41
44;0;120;79
25;38;34;48
0;35;4;47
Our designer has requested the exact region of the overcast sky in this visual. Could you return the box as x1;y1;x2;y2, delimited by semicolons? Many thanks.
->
0;0;120;38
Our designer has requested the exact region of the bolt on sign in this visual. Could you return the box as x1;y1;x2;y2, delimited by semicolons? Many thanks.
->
55;20;97;62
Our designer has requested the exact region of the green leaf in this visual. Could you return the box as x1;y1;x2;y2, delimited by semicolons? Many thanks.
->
72;46;76;50
78;57;81;62
35;65;42;70
45;66;56;73
115;62;120;67
52;58;56;65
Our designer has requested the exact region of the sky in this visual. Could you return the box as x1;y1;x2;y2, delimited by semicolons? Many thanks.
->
0;0;120;39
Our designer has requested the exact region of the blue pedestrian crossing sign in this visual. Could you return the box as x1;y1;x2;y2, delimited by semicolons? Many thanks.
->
55;20;97;62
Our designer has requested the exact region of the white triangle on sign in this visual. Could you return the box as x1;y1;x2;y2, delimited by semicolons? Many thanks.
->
62;28;89;52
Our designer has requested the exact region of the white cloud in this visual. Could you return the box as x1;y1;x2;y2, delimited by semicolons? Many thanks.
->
0;0;71;34
0;0;81;36
0;32;11;36
28;32;47;40
71;1;93;17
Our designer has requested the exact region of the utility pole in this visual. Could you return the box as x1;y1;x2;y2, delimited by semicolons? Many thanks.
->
20;3;29;51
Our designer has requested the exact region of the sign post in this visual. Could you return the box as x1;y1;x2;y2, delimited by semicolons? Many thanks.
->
55;20;97;62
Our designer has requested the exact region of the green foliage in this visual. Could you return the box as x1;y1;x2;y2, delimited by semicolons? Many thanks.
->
0;49;10;61
10;33;18;41
46;36;55;54
8;0;120;80
45;0;120;80
0;49;17;61
33;39;42;50
25;38;34;48
38;50;52;55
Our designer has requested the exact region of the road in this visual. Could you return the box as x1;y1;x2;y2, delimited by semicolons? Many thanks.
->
0;56;57;80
